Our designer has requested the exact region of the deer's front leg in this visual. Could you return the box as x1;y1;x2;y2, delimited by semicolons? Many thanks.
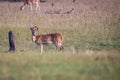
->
40;44;43;54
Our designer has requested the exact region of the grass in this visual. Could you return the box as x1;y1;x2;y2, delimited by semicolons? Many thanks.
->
0;25;119;80
0;51;120;80
0;0;120;80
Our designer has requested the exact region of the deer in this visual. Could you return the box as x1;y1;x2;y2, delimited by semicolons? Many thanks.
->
20;0;40;11
30;26;64;54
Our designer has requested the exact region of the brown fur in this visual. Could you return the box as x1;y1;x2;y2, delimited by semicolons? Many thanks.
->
20;0;40;11
30;26;64;53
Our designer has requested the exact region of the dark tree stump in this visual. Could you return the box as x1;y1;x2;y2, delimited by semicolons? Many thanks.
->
8;30;16;52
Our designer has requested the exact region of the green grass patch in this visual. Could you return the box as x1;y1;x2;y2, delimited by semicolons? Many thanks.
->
0;51;120;80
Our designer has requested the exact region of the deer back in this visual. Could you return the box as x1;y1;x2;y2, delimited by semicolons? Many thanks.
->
35;33;63;45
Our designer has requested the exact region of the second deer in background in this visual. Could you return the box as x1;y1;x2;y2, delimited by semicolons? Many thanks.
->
20;0;40;11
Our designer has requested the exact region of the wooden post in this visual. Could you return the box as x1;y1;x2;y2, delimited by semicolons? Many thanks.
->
8;30;16;52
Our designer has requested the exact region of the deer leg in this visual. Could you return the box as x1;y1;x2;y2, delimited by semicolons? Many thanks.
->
20;2;27;10
40;44;43;54
29;4;32;10
35;3;40;11
55;41;63;51
60;46;64;51
20;4;25;10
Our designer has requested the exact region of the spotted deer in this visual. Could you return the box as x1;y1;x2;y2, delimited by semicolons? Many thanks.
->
30;26;64;53
20;0;40;11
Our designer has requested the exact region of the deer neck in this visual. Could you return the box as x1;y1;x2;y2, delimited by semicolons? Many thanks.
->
31;32;36;42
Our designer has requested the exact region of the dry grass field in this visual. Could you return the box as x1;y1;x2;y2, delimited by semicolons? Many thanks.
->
0;0;120;80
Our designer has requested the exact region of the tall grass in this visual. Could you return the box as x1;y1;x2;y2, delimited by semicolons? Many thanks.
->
0;51;120;80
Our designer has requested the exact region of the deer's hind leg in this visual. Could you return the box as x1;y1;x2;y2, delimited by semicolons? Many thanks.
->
35;2;40;11
55;41;63;51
